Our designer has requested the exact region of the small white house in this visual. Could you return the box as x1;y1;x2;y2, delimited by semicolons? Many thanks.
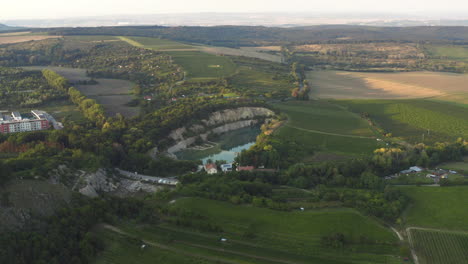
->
204;163;218;174
220;163;233;172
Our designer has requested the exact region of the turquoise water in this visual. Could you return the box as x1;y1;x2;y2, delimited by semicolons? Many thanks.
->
199;142;255;163
175;126;260;163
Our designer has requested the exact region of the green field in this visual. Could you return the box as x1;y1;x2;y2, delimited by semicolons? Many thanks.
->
167;51;238;80
337;99;468;144
410;229;468;264
120;36;238;80
440;157;468;171
400;186;468;231
102;197;401;264
274;100;381;159
425;44;468;61
94;228;215;264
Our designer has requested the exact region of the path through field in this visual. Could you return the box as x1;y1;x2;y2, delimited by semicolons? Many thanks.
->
102;224;304;264
284;124;375;139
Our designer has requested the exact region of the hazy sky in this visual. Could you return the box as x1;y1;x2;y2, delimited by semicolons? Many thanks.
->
2;0;468;20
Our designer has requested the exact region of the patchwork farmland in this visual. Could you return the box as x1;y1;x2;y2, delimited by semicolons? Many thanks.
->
308;71;468;105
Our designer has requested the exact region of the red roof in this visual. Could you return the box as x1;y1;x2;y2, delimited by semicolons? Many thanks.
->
204;163;217;170
237;166;254;171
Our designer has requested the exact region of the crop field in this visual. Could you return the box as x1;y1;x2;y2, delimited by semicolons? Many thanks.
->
337;99;468;143
424;44;468;61
0;34;61;45
308;71;468;105
200;46;283;63
274;101;381;159
409;229;468;264
399;186;468;231
104;197;401;264
22;66;138;118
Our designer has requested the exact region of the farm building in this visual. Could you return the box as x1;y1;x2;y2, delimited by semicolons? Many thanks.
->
204;163;218;174
220;163;233;172
237;166;254;172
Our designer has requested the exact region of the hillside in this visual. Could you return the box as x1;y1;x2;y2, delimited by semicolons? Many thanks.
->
0;23;21;31
45;25;468;47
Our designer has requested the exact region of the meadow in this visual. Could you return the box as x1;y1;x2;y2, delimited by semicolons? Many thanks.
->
399;186;468;231
93;228;215;264
409;229;468;264
274;100;381;159
337;99;468;144
424;44;468;62
439;157;468;171
101;197;401;264
167;51;238;81
308;71;468;105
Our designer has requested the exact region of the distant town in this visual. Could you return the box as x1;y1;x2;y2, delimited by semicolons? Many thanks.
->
0;110;62;133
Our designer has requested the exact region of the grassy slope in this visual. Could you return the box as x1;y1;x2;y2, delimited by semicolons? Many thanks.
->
274;100;381;158
93;228;214;264
101;197;401;264
120;36;237;81
167;51;237;80
337;99;468;143
400;186;468;231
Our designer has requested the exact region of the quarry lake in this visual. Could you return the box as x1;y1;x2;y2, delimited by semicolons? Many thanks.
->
174;125;261;163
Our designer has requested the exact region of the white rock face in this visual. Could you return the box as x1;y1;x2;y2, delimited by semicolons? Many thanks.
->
202;107;274;127
165;107;273;154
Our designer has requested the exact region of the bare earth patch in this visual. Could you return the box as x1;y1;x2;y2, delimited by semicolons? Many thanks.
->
308;71;468;103
0;35;62;44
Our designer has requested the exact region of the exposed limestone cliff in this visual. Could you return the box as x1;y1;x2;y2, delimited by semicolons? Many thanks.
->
165;107;274;154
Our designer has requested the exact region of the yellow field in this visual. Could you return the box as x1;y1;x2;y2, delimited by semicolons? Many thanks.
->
308;71;468;104
0;35;61;44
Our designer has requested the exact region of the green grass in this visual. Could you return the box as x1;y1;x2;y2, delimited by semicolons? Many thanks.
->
410;229;468;264
93;228;215;264
17;99;85;123
107;197;401;264
439;157;468;171
274;100;381;158
336;99;468;143
425;44;468;61
400;186;468;231
167;51;237;80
